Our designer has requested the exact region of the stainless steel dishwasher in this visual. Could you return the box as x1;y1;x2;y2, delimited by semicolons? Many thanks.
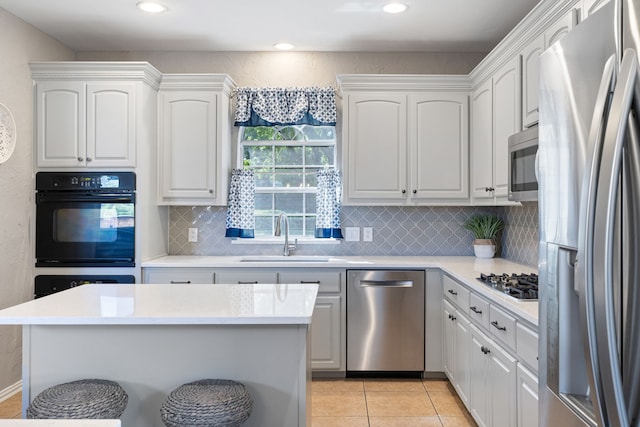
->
347;270;425;373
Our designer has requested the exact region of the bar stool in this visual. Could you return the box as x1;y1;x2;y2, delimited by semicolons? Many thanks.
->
26;379;128;419
161;379;253;427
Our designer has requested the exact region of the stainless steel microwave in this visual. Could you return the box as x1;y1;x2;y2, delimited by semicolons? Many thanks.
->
508;126;538;202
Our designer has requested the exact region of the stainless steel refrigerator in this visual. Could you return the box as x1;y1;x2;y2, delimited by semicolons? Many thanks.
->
538;1;640;426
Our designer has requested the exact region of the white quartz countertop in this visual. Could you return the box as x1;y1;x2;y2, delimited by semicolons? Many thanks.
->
0;283;318;326
0;422;120;427
143;255;539;326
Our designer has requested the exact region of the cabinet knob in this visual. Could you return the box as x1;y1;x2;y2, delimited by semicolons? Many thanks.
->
77;157;84;162
86;157;92;162
209;189;213;194
402;189;406;194
412;189;417;194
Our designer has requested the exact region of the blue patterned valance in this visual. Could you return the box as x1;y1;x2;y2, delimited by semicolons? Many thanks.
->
234;87;336;127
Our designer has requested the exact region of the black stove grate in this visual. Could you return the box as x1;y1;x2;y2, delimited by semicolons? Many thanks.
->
477;273;538;300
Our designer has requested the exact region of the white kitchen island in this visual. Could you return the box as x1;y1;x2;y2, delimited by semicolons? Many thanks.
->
0;283;318;427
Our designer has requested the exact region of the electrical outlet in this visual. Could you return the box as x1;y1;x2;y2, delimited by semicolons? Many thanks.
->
345;227;360;241
363;227;373;242
188;227;198;243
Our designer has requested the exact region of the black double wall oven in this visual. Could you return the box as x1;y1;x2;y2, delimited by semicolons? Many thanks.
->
35;172;137;297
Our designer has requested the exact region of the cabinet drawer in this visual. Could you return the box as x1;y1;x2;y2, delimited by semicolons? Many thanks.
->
517;323;539;372
279;271;342;293
215;271;278;284
489;304;517;350
468;293;490;329
143;268;214;284
443;275;470;313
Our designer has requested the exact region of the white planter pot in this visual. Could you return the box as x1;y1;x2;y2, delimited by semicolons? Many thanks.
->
473;239;496;258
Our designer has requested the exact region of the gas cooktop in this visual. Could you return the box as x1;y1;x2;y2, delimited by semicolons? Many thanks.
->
477;273;538;301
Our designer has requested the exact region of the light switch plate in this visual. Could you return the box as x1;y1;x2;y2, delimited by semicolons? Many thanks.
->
363;227;373;242
345;227;360;241
188;227;198;242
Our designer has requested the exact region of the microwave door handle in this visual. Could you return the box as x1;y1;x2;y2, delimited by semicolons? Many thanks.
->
592;48;639;427
576;53;617;426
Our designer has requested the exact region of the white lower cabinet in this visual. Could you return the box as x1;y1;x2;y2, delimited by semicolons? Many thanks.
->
309;295;342;370
469;323;517;427
517;363;539;427
213;270;278;284
443;299;471;406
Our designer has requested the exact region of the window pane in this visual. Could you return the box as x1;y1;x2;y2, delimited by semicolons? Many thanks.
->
305;193;316;213
274;169;303;188
275;193;303;214
254;217;273;236
302;126;335;140
305;168;320;187
305;146;334;166
277;127;305;141
255;193;273;214
242;127;277;141
275;146;303;166
244;145;273;167
305;217;316;236
287;216;304;235
255;170;275;187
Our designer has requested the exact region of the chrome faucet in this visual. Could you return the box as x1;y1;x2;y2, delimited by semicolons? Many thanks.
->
274;212;297;256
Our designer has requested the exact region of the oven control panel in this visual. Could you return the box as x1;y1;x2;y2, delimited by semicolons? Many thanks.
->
36;172;136;191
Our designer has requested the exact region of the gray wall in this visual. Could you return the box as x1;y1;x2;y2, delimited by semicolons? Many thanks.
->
0;8;74;392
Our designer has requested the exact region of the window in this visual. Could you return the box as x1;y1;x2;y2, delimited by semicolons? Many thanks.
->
239;124;336;237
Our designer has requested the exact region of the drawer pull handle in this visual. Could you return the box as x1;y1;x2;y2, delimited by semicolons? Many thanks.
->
491;321;507;331
447;289;458;296
470;306;482;314
170;280;191;284
238;281;258;284
451;315;457;321
300;280;321;284
481;346;491;354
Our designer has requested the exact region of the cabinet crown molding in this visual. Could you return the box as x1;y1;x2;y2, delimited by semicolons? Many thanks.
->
159;74;237;95
29;61;163;89
336;74;471;93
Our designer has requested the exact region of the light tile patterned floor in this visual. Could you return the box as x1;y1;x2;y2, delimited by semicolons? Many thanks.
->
0;379;478;426
312;378;477;427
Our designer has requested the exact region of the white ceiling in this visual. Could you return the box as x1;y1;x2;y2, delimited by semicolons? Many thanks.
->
0;0;541;53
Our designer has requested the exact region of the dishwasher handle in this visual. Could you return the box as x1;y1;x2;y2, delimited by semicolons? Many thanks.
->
359;280;413;288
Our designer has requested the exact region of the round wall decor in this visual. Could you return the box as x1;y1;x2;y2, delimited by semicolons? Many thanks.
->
0;103;16;164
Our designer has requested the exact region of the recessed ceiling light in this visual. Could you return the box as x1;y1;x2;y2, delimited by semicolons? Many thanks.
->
137;1;167;13
274;43;295;50
383;3;408;14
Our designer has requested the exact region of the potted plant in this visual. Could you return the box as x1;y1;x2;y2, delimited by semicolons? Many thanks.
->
462;214;505;258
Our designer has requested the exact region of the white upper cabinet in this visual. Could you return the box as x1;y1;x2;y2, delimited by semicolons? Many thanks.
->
520;34;544;129
338;75;470;206
344;92;408;203
410;92;469;202
582;0;611;20
545;6;578;49
31;62;160;169
157;75;235;205
471;56;521;204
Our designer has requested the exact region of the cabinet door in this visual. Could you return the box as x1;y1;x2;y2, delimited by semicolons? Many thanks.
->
442;299;456;381
344;93;407;203
453;310;471;407
409;92;469;201
469;325;490;427
545;8;578;48
488;338;518;427
521;34;544;129
492;56;522;198
35;81;86;167
517;364;539;427
86;83;136;167
582;0;611;20
159;91;219;203
311;295;342;370
471;79;494;201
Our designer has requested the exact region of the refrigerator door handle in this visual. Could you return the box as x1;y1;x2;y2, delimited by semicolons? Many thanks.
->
592;48;640;427
576;53;617;426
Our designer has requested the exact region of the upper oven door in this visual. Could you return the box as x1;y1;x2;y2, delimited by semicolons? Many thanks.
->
36;192;135;267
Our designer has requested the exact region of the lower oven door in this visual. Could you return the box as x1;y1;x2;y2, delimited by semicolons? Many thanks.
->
36;193;135;267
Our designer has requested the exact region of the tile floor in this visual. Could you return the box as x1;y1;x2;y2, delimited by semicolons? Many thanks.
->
0;378;477;426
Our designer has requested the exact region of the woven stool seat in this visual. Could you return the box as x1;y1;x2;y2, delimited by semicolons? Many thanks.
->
161;379;253;427
27;379;127;419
